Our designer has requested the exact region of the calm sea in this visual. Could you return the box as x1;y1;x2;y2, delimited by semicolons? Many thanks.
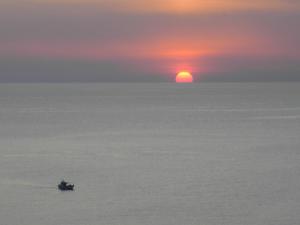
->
0;83;300;225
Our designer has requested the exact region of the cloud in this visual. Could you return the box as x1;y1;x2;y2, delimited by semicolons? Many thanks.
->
5;0;300;13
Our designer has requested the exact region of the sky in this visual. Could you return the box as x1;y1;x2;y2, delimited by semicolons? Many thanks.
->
0;0;299;82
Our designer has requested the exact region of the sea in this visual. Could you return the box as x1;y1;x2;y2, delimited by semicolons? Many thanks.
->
0;83;300;225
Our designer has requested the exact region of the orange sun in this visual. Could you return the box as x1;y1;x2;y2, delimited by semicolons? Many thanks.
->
176;71;194;83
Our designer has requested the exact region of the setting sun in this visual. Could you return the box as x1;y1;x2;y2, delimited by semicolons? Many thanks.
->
176;71;194;83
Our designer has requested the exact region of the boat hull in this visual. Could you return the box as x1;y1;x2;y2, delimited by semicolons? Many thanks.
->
58;184;74;191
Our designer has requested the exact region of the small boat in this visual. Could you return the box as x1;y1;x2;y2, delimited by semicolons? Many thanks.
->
58;180;74;191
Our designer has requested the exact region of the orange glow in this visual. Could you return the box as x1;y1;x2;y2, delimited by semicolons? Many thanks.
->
30;0;300;13
176;71;194;83
1;33;273;60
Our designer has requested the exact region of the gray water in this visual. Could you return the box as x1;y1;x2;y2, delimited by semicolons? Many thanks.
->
0;83;300;225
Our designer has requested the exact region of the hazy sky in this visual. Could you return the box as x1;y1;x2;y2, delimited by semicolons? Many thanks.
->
0;0;299;82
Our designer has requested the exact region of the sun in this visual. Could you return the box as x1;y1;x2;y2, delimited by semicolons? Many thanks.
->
176;71;194;83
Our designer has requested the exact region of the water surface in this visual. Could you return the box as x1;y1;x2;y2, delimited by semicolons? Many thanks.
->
0;83;300;225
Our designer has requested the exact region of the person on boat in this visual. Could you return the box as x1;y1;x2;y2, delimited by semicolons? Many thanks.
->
61;180;66;185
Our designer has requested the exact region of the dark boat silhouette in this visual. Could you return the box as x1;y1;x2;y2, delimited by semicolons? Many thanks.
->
58;180;74;191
